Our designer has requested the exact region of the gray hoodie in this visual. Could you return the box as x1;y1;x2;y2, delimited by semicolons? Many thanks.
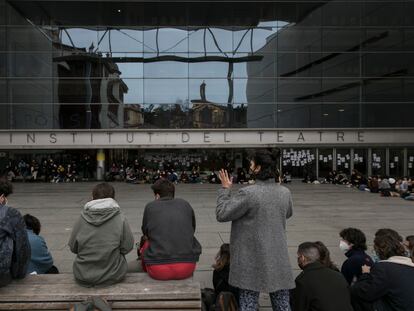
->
68;198;134;287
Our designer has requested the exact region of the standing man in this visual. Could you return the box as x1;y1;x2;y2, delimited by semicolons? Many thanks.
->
216;150;294;311
0;178;30;287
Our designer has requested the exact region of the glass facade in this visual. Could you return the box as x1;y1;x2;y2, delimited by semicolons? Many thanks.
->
1;0;414;129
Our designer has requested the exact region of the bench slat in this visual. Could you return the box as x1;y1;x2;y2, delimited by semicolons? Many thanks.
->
9;273;196;285
0;300;201;310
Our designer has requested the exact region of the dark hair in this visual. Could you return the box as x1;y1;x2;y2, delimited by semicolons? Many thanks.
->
23;214;41;235
314;241;339;271
151;179;175;198
375;228;403;242
339;228;368;251
374;234;406;260
298;242;320;263
0;178;13;197
250;149;279;181
212;243;230;271
92;183;115;200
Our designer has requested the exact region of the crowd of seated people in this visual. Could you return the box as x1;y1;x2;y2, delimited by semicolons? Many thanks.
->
2;156;95;183
321;169;414;200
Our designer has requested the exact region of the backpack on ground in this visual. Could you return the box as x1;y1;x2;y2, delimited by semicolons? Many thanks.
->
69;297;112;311
214;291;238;311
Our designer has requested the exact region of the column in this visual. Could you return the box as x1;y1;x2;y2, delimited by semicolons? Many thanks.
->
403;148;408;177
333;148;337;171
315;148;319;180
385;148;390;177
350;148;355;172
367;148;372;177
96;149;106;181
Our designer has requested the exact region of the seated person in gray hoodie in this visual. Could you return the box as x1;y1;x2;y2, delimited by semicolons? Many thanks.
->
68;183;134;287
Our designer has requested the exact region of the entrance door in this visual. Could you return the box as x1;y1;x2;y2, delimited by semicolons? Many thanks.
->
353;149;368;175
389;149;404;178
336;148;351;176
282;148;316;179
372;149;386;177
318;148;333;180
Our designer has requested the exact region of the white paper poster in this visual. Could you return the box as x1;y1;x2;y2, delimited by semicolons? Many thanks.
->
394;157;399;162
410;156;414;162
390;163;395;168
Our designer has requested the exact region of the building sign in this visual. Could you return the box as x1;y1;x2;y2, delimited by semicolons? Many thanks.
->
0;129;413;149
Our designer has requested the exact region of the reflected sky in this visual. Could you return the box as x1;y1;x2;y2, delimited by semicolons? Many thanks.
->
60;23;288;105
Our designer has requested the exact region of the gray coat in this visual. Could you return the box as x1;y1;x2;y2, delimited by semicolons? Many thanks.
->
216;180;295;293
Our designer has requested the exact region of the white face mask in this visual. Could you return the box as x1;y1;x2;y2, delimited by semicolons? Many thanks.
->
339;240;351;253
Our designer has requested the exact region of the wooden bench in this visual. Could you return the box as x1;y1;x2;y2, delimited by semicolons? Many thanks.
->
0;273;201;311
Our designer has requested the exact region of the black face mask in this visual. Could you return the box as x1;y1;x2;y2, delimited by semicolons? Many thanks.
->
297;256;305;270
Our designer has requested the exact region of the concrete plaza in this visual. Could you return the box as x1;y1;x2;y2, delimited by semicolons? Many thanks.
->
9;182;414;306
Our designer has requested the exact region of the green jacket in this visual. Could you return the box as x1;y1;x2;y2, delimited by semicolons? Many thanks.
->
68;198;134;287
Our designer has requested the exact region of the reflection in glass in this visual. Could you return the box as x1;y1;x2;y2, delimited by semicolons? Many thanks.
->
372;149;386;177
389;149;404;178
282;148;316;179
336;149;351;175
408;149;414;177
353;149;368;175
144;79;188;104
318;148;333;179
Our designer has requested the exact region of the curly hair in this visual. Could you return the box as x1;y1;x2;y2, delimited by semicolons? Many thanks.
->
339;228;368;251
375;228;403;242
374;234;406;260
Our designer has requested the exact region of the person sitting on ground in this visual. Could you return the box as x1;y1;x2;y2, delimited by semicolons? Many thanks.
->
291;242;353;311
314;241;339;271
0;178;30;287
283;172;292;183
351;234;414;311
68;183;134;287
236;168;248;184
379;176;391;196
212;243;239;298
202;243;239;311
374;228;407;260
190;170;200;183
368;176;379;193
351;169;363;188
208;171;219;184
339;228;374;285
180;171;189;183
138;179;202;280
335;172;349;185
23;214;58;274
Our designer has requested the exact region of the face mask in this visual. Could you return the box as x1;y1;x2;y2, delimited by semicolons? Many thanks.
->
339;240;351;253
297;256;305;270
